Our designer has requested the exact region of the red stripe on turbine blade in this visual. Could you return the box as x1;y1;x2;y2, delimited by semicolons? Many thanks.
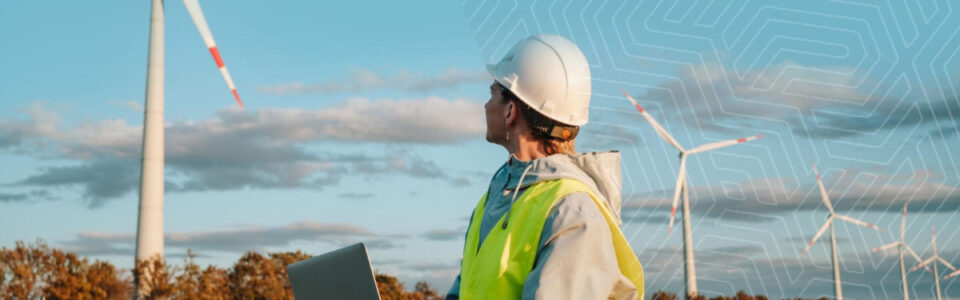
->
232;90;244;108
634;104;645;112
209;47;225;68
737;138;747;143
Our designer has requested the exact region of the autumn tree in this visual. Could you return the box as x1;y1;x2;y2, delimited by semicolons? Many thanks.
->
0;241;47;299
375;273;410;300
651;290;679;300
174;250;228;300
1;241;129;300
0;241;447;300
133;253;174;299
85;261;130;300
42;248;94;299
414;281;441;300
229;251;287;300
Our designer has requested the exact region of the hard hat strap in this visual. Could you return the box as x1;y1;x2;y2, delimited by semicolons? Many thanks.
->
499;82;579;141
520;103;579;140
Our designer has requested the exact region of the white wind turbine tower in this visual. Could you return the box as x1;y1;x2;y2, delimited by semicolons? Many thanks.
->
135;0;243;295
622;90;764;298
802;164;884;300
910;226;959;300
870;203;928;300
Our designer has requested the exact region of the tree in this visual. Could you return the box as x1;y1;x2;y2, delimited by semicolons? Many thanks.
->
414;281;441;300
4;243;440;300
0;240;48;299
42;248;92;299
86;261;130;300
197;265;229;300
375;273;410;300
1;241;129;300
173;250;229;300
229;251;287;300
133;254;174;299
651;290;679;300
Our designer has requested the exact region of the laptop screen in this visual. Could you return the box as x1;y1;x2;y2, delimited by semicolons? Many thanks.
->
286;243;382;300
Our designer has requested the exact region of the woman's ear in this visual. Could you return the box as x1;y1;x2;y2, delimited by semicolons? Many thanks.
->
504;101;515;125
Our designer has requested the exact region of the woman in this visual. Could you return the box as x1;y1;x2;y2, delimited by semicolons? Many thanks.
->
447;34;644;300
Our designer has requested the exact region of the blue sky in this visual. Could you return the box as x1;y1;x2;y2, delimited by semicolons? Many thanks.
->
2;0;960;298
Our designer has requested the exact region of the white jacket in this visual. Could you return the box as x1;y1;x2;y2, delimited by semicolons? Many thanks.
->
447;151;639;300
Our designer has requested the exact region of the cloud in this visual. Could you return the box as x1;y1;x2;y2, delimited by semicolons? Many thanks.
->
62;221;400;256
3;98;485;206
16;159;139;208
1;98;483;156
403;261;459;272
258;68;491;95
626;62;960;138
112;100;143;112
0;190;55;204
13;151;471;207
578;123;644;151
624;168;960;222
421;229;464;241
0;193;28;202
339;192;375;200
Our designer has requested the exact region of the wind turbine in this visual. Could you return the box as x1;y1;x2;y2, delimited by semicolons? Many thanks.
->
910;226;958;300
870;203;927;300
135;0;243;295
622;90;763;298
802;164;883;300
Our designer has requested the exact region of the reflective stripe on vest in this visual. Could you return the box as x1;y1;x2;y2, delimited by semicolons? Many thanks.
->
459;179;644;299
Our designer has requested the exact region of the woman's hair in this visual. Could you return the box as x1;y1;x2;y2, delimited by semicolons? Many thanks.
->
498;83;577;155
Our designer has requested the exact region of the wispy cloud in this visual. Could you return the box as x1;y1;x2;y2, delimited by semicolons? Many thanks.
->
62;221;401;256
625;168;960;222
258;68;491;95
421;228;465;241
0;98;485;207
625;62;960;139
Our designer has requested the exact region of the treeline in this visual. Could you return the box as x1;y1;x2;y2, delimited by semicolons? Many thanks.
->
0;241;441;300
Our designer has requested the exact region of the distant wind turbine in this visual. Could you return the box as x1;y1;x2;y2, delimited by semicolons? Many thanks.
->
910;226;959;300
870;203;927;300
622;90;763;298
802;164;883;300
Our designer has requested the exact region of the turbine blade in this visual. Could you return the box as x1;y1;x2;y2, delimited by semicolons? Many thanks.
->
812;164;834;214
803;219;832;254
686;134;764;155
622;90;683;152
834;214;883;231
904;245;933;273
183;0;244;108
938;257;958;272
945;269;960;280
901;202;907;240
911;257;936;272
668;157;686;235
871;242;900;253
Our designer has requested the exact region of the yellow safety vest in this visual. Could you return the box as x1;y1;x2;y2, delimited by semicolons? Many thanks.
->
459;179;644;299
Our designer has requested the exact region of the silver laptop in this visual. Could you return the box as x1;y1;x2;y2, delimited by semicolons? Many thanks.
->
287;243;381;300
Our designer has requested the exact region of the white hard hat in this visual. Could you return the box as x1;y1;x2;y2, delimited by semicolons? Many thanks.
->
486;34;592;126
